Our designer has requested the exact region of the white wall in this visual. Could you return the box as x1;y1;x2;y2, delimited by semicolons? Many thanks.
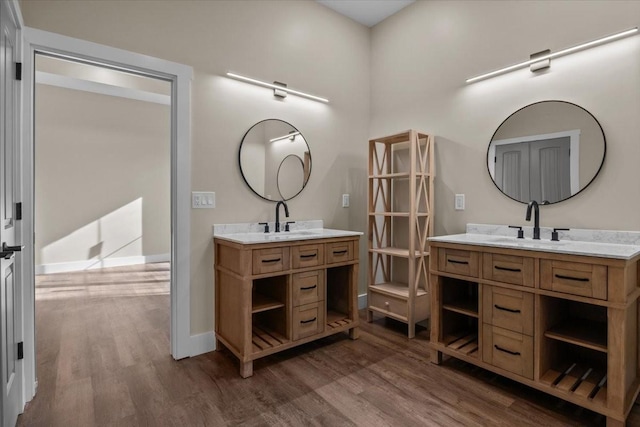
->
21;0;371;335
35;83;171;269
371;0;640;235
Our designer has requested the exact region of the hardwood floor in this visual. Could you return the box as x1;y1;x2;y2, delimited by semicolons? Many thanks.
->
18;263;640;426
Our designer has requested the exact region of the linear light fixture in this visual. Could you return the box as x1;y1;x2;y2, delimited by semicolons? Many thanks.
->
270;131;301;143
226;72;329;103
466;27;638;84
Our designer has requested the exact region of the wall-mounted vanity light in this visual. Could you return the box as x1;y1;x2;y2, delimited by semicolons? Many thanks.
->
270;131;301;143
466;27;638;84
226;72;329;103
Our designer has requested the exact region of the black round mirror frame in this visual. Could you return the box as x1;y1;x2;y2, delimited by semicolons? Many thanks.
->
487;100;606;205
238;119;312;202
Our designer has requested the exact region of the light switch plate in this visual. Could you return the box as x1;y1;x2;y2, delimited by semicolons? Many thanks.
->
455;194;465;211
192;192;215;209
342;194;350;208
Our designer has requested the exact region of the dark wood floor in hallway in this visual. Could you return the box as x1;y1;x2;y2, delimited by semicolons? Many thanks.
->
18;263;640;426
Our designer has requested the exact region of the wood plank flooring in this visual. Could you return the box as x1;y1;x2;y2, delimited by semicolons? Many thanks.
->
18;263;640;426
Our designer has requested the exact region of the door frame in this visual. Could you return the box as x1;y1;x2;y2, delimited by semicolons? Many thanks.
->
21;28;192;403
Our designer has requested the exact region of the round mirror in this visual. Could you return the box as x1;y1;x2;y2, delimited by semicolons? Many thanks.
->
487;100;606;204
239;119;311;201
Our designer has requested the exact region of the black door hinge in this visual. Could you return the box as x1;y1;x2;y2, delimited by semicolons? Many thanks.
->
15;202;22;221
17;342;23;360
15;62;22;81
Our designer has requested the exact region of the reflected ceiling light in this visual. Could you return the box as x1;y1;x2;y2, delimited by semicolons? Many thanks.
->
466;27;638;84
270;131;300;143
226;72;329;103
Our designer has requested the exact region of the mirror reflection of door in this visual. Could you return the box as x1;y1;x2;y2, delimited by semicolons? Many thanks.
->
494;137;571;203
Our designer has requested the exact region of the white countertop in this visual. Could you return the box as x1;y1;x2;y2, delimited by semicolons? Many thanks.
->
429;232;640;260
214;228;362;244
213;222;362;245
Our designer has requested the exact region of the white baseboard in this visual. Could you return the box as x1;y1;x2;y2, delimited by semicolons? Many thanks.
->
190;331;216;356
358;293;367;310
35;253;171;274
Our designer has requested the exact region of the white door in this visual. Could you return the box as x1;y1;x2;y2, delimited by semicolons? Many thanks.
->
1;1;23;425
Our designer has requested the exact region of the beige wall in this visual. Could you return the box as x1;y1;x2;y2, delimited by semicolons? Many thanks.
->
21;0;371;335
25;0;638;339
371;0;640;236
35;84;171;266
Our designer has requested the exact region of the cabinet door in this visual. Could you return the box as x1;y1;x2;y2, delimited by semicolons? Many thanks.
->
438;248;479;277
292;302;325;340
540;260;607;300
253;247;290;275
292;244;324;269
482;253;534;287
483;286;534;336
483;324;533;379
326;241;354;264
292;270;325;307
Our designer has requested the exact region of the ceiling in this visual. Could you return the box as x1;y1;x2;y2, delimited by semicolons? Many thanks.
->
316;0;415;27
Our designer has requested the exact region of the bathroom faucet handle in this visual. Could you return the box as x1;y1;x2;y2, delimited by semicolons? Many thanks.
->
551;228;569;242
508;225;524;239
258;222;270;233
284;221;296;232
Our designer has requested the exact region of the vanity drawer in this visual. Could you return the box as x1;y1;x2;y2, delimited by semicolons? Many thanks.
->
326;241;354;264
438;248;479;277
483;286;533;336
292;244;324;269
540;260;607;300
292;302;325;340
483;253;534;287
369;290;407;319
292;270;325;307
252;247;290;275
482;324;533;380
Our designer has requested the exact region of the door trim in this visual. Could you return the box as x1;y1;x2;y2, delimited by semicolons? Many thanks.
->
21;28;192;403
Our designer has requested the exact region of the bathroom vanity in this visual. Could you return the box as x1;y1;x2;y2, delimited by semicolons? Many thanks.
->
429;226;640;426
213;223;361;378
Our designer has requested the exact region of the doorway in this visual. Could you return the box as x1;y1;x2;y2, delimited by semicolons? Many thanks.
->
21;28;192;406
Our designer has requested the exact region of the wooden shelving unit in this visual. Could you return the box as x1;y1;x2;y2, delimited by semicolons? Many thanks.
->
366;130;435;338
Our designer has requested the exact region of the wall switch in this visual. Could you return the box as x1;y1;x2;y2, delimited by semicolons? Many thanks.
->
454;194;465;211
192;191;215;209
342;194;350;208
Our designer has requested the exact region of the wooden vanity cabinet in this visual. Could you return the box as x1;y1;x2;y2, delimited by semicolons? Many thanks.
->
214;236;360;378
430;242;640;426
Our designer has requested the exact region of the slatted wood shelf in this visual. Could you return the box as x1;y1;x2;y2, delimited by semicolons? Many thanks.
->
326;310;353;329
442;332;478;358
251;326;289;355
540;364;607;407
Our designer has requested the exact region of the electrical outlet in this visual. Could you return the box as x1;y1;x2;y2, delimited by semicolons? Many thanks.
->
454;194;465;211
342;194;350;208
192;192;215;209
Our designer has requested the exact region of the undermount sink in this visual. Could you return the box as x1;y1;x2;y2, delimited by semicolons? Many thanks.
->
490;237;567;247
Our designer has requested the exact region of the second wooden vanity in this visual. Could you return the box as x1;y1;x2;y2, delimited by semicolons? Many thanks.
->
429;233;640;426
214;229;360;378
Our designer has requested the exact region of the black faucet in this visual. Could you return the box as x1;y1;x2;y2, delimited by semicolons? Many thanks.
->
275;201;289;233
525;200;540;240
